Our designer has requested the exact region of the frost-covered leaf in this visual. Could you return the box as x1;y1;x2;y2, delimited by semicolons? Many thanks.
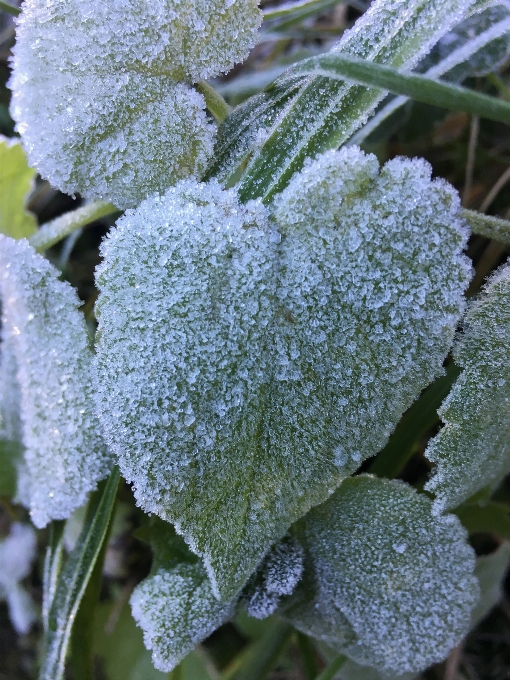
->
472;542;510;625
241;536;304;619
95;149;471;600
213;0;476;202
281;476;479;675
0;136;36;240
130;522;234;673
0;235;111;527
425;263;510;513
0;522;37;634
8;0;261;209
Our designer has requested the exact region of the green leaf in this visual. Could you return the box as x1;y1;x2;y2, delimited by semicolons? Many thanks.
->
231;0;477;204
0;136;36;239
286;52;510;124
472;542;510;626
454;501;510;539
0;440;20;497
96;151;470;600
39;466;120;680
425;263;510;512
281;476;479;675
130;521;235;673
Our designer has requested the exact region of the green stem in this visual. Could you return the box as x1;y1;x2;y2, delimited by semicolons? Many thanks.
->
0;0;20;16
297;631;319;679
223;620;292;680
315;655;347;680
196;81;232;124
463;209;510;245
28;201;119;252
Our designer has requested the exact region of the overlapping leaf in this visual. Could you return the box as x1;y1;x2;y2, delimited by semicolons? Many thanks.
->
280;476;479;675
0;136;36;239
95;148;470;600
425;263;510;512
0;236;112;527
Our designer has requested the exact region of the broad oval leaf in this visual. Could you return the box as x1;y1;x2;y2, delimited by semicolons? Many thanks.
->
0;235;112;527
0;136;36;240
281;476;479;675
95;148;471;600
425;262;510;512
9;0;265;208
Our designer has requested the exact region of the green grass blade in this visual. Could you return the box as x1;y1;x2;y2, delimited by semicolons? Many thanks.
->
39;466;120;680
28;201;119;253
0;0;20;16
42;521;66;635
222;620;292;680
315;655;347;680
286;53;510;123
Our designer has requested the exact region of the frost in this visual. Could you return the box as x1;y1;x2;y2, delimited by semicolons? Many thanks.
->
95;149;471;600
0;236;112;527
8;0;266;209
0;523;37;634
425;263;510;512
281;476;480;675
131;523;234;673
242;536;304;619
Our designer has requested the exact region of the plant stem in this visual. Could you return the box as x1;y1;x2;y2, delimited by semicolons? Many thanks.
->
196;81;231;124
222;620;292;680
28;201;119;252
297;631;319;679
314;654;347;680
463;209;510;245
0;0;20;17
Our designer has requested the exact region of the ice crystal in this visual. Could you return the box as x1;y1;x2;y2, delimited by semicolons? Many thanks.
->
242;536;304;619
281;476;479;675
0;236;111;527
425;263;510;512
95;149;471;600
0;523;37;634
131;522;234;672
8;0;256;209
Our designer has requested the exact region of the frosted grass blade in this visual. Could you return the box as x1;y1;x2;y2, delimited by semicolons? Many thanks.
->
39;466;120;680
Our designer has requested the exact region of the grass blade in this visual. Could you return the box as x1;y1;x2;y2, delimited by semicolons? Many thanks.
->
42;521;65;635
39;466;120;680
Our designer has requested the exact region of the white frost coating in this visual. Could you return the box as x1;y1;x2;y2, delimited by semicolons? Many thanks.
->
9;0;236;210
95;150;470;600
282;476;479;675
243;536;304;619
425;263;510;512
0;236;111;527
0;523;37;634
131;562;234;672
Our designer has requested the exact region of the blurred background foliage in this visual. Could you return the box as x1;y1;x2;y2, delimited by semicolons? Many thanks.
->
2;1;510;678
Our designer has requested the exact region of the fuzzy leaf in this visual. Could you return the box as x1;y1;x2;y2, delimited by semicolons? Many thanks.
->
281;476;479;675
95;149;471;600
0;236;112;527
425;263;510;512
0;136;36;239
130;522;234;673
8;0;262;208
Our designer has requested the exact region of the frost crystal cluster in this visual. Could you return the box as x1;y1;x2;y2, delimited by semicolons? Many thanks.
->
9;0;262;209
425;262;510;512
281;476;479;674
0;236;111;527
0;523;36;635
95;146;471;601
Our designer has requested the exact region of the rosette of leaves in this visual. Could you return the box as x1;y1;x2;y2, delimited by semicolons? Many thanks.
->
94;146;472;601
0;236;112;527
425;262;510;512
280;476;479;674
9;0;262;209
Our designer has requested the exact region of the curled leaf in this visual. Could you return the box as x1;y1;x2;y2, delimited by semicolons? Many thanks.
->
425;262;510;512
281;476;479;675
0;236;111;527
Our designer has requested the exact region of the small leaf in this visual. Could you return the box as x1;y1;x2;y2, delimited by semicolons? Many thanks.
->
425;262;510;512
130;521;235;673
0;236;112;527
472;542;510;626
40;467;120;680
0;136;36;239
95;151;471;600
281;476;480;675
